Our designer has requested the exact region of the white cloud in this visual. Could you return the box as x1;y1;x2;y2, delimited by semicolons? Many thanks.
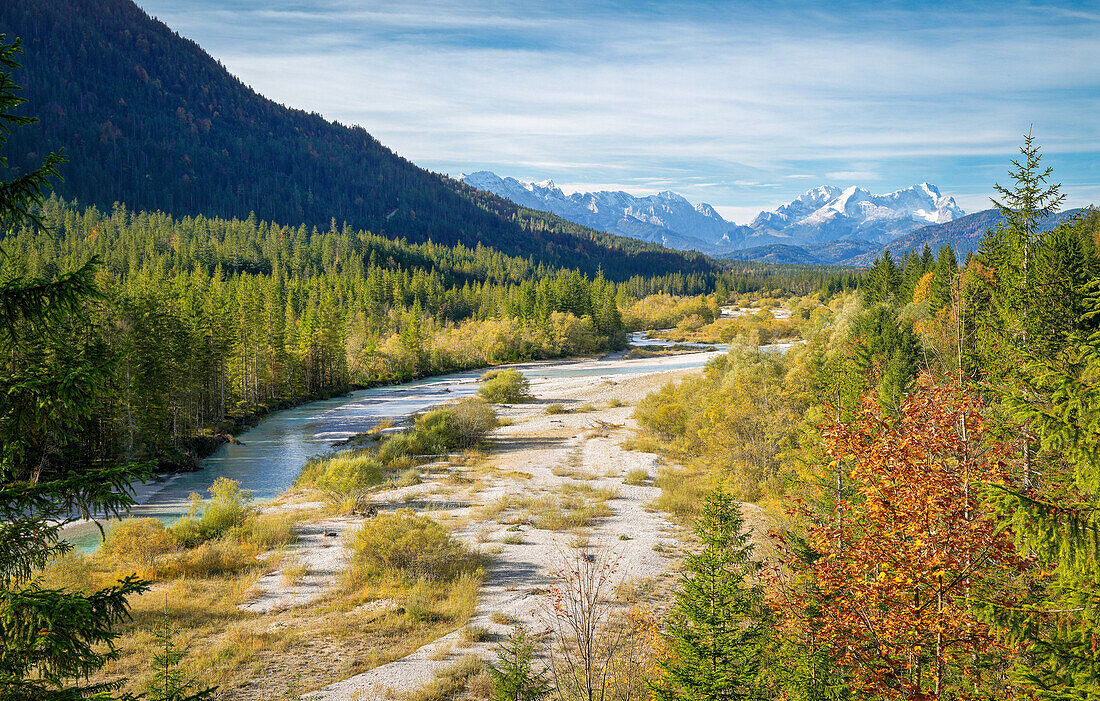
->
825;171;881;182
134;0;1100;211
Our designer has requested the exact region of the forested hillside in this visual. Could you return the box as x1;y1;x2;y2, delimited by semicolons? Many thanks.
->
0;0;714;278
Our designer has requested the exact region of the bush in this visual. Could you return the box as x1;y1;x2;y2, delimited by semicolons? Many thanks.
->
102;518;177;570
170;478;257;546
414;397;498;451
161;538;257;578
545;402;567;415
298;399;496;495
202;477;256;532
297;450;384;493
349;510;480;582
478;369;531;404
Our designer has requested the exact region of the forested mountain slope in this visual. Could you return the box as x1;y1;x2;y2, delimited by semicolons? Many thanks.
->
0;0;713;279
847;207;1087;265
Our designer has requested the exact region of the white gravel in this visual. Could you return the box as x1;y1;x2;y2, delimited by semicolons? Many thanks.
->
304;357;702;700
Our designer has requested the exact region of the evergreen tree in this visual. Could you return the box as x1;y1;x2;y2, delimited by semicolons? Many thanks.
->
147;602;215;701
929;245;958;313
0;34;150;700
991;126;1067;277
487;623;551;701
653;486;767;701
864;250;901;306
968;133;1100;698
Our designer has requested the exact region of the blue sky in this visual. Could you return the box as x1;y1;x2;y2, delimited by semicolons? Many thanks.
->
137;0;1100;223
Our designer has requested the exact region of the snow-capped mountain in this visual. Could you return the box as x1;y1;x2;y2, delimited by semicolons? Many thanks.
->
459;171;737;251
749;183;964;244
458;172;964;253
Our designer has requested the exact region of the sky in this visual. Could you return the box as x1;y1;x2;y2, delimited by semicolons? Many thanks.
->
137;0;1100;224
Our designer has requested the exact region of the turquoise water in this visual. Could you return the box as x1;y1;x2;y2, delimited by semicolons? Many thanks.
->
64;334;783;550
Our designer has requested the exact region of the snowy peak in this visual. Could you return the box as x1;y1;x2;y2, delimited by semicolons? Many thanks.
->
458;171;738;252
458;171;965;253
750;183;965;243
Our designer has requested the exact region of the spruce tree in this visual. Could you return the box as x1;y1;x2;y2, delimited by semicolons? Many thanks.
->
973;132;1100;698
487;622;550;701
653;486;767;701
147;602;215;701
0;34;149;700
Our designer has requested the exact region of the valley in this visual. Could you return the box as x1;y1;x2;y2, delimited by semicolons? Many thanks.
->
3;2;1099;700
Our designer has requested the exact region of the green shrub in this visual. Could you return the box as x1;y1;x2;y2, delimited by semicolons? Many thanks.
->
169;478;257;546
297;450;384;493
478;369;531;403
200;477;256;537
349;510;480;582
545;402;567;415
169;514;204;549
300;400;496;493
413;397;498;452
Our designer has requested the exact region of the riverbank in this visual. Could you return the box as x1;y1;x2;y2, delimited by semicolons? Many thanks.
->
302;359;705;700
57;348;740;699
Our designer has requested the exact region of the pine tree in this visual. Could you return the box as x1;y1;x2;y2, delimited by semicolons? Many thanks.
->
653;486;767;701
487;623;551;701
982;256;1100;698
147;601;215;701
0;34;150;700
991;126;1066;278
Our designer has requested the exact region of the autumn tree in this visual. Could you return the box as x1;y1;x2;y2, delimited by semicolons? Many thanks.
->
771;376;1030;699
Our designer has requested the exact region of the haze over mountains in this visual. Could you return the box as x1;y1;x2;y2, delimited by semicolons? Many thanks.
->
460;171;973;264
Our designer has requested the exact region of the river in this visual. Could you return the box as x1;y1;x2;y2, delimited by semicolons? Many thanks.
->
65;332;792;550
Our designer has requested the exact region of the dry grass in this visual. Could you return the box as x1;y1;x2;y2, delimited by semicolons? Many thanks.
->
42;500;486;699
652;465;713;523
461;625;493;644
428;640;453;661
405;655;486;701
531;485;617;531
282;559;308;587
623;468;649;486
551;465;597;480
474;494;512;521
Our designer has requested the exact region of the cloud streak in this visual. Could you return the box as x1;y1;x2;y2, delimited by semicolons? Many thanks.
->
135;0;1100;213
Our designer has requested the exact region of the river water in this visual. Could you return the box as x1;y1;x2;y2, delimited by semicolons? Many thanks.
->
66;332;784;550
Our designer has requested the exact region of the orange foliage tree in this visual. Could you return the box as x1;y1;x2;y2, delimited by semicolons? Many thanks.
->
769;375;1031;700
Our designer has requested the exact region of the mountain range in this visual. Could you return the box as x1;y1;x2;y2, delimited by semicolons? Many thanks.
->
460;172;967;260
0;0;715;280
725;208;1088;266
